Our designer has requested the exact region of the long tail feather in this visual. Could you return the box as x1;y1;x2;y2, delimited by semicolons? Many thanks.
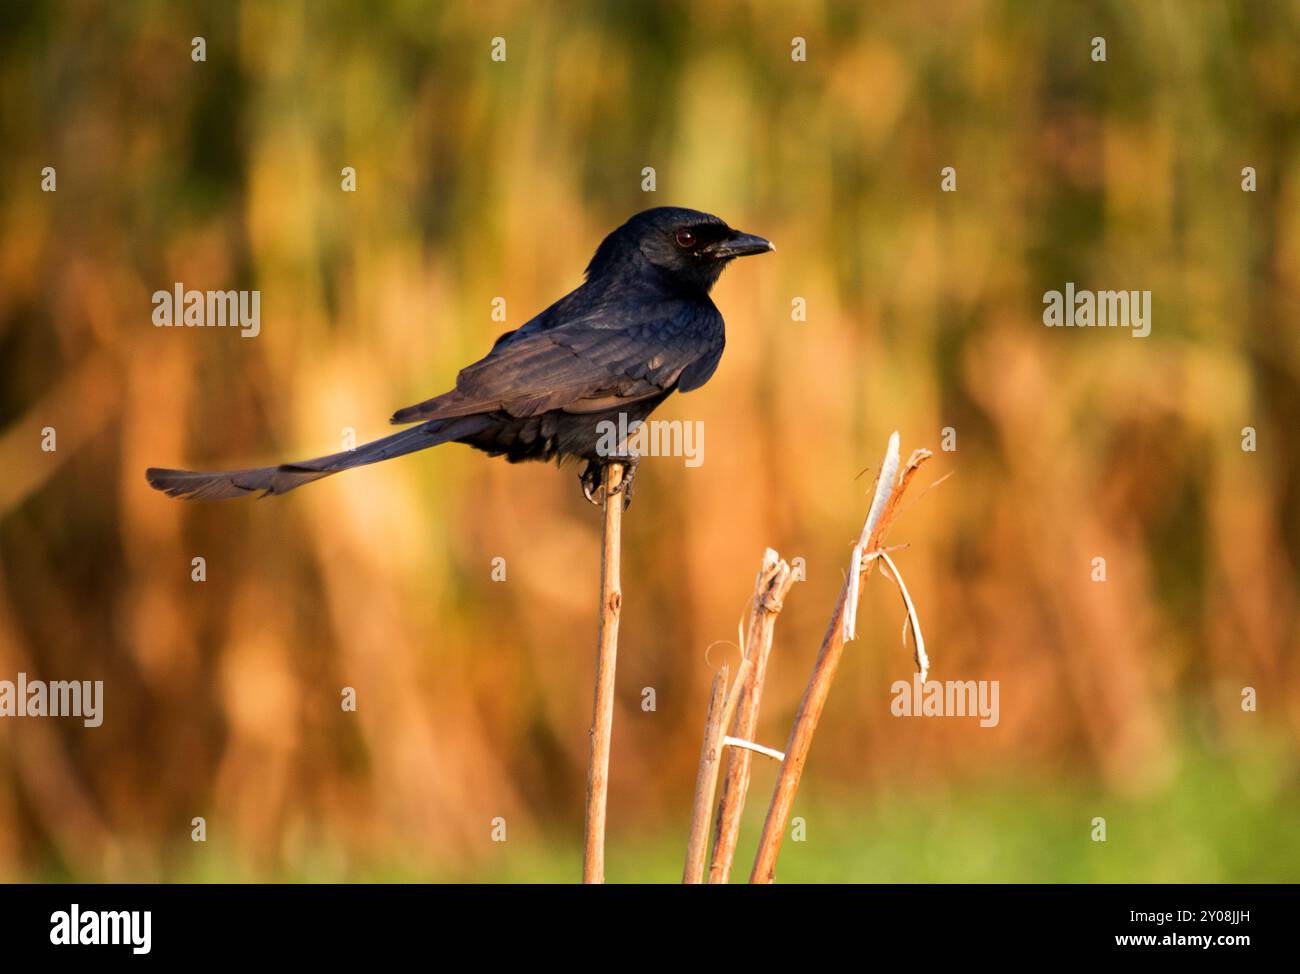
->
146;417;486;500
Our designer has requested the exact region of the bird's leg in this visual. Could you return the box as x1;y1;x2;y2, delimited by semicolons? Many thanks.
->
579;456;640;510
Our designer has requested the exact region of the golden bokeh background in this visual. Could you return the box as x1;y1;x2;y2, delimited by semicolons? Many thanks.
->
0;0;1297;881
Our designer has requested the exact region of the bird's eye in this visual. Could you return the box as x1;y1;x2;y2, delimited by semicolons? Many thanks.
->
674;228;696;249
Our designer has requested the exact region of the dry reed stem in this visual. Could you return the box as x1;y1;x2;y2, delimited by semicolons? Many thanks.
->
582;460;624;884
750;434;932;883
708;548;796;883
682;663;730;883
719;656;753;740
678;653;755;884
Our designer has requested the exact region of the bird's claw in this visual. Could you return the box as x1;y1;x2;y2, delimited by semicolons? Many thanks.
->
580;461;603;506
579;457;639;511
607;456;639;511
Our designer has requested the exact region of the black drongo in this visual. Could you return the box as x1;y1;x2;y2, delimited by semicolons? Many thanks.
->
146;206;772;505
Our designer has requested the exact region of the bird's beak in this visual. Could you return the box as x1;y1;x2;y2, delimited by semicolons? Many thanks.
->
705;230;775;259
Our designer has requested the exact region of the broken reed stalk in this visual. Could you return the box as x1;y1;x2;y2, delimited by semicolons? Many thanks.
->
750;433;932;883
708;549;796;884
681;656;754;883
682;653;755;883
583;460;625;884
682;663;729;884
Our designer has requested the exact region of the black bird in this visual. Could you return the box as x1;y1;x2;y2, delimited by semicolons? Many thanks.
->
146;206;772;506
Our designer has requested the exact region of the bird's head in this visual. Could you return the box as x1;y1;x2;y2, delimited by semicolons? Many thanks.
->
585;206;774;294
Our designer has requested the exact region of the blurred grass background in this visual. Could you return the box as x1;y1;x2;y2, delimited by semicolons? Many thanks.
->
0;0;1297;882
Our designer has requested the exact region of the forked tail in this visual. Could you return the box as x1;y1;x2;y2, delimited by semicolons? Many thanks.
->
146;416;487;500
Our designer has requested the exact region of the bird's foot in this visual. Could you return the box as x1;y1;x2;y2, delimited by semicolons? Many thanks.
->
580;461;604;506
606;455;640;512
579;457;640;511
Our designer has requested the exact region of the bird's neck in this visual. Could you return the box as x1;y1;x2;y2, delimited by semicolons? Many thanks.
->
588;264;720;303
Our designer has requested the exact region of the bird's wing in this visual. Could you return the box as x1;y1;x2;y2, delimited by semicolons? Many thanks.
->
390;303;723;424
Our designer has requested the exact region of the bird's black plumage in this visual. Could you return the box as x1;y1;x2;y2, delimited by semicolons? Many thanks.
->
146;206;772;502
